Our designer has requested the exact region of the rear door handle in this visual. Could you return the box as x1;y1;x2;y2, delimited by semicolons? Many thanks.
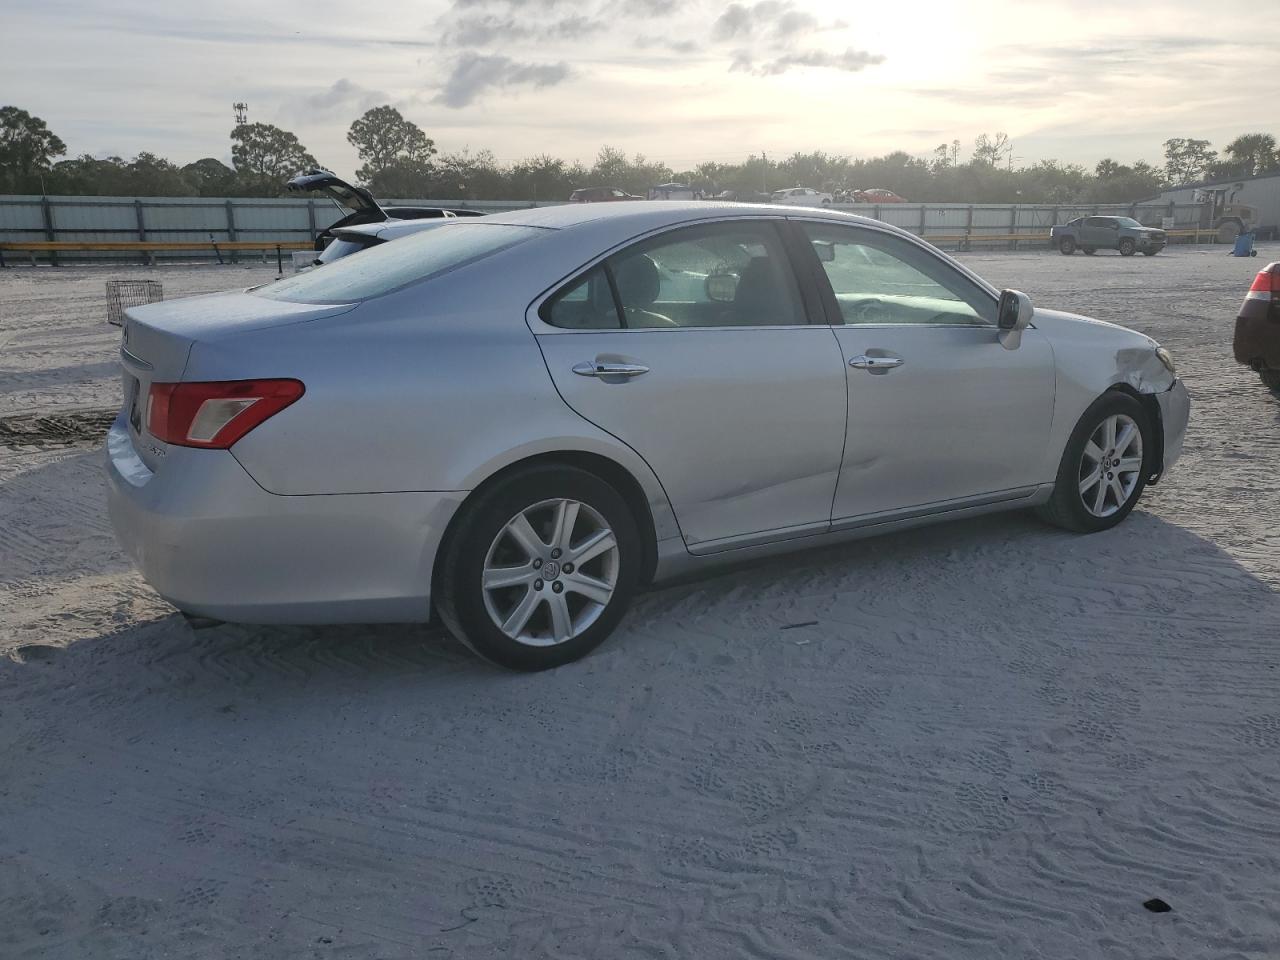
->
572;361;650;378
849;355;905;371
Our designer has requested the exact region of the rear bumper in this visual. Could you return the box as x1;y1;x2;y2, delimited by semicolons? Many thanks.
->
1155;379;1191;478
105;418;464;624
1234;305;1279;369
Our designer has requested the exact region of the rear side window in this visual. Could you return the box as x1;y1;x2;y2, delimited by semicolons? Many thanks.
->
255;223;544;304
540;267;622;329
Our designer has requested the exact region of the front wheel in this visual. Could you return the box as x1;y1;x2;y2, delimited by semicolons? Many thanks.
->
435;465;641;670
1036;392;1152;533
1118;238;1136;256
1058;237;1077;255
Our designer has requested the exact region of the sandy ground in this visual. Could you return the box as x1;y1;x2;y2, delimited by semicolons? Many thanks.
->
2;247;1279;959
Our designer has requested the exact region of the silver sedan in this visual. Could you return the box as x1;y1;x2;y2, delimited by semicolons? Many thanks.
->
107;202;1191;669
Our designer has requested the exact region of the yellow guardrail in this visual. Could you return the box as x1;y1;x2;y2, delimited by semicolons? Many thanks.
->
0;240;313;252
0;239;314;267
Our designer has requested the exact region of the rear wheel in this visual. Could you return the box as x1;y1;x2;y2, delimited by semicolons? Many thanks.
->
1059;236;1077;255
1036;392;1152;533
1118;238;1136;256
435;465;640;670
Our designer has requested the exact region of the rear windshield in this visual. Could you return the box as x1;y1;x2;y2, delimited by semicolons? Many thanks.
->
315;233;381;265
254;223;545;304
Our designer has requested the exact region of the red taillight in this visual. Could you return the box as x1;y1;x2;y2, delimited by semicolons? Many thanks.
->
147;379;304;449
1247;265;1279;300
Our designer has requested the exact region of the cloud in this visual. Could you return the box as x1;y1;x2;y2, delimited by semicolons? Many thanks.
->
711;1;820;42
440;11;605;45
733;46;885;76
710;1;878;76
434;54;572;108
283;78;389;122
915;35;1242;109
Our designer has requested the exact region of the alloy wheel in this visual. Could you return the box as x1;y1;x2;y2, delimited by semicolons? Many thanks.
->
1078;413;1143;518
481;498;619;647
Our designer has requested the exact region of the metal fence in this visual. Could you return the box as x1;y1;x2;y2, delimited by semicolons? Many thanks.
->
0;194;1208;265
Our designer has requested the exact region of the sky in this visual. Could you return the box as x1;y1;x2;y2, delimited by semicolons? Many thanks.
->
2;0;1275;180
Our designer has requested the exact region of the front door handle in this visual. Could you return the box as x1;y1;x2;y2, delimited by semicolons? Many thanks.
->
849;354;905;371
572;360;650;378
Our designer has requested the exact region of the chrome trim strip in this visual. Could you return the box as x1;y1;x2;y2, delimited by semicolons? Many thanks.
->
120;346;153;371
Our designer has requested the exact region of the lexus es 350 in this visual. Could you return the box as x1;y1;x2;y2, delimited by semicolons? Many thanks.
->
107;202;1191;669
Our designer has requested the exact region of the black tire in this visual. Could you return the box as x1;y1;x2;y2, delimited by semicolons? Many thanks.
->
1216;221;1241;244
1036;391;1153;534
1083;247;1096;255
1260;369;1280;392
435;464;641;670
1059;236;1077;255
1118;238;1136;256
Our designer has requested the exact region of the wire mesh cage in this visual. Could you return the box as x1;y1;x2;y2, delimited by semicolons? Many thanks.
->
105;280;163;326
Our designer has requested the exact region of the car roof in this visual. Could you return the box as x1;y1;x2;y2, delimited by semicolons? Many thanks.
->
333;219;460;241
484;200;877;232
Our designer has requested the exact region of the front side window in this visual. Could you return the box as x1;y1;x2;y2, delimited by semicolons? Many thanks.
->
800;223;995;326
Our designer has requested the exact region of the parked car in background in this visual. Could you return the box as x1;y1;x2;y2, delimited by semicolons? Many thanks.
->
286;169;480;249
568;186;643;203
854;188;908;203
771;186;833;206
1051;216;1166;256
108;201;1189;671
648;183;698;200
710;189;772;203
1233;260;1280;390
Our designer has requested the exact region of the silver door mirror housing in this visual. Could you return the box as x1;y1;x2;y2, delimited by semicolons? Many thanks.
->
997;289;1033;350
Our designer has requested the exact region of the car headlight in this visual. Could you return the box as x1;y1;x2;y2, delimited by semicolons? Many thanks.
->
1155;346;1176;376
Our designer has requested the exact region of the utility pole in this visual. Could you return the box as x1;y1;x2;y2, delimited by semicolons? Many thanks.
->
233;102;248;125
761;151;767;193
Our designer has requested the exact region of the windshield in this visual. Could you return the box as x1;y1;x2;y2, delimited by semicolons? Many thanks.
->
254;223;545;304
1115;217;1144;228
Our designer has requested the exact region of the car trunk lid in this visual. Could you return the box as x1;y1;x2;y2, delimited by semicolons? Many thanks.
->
118;292;354;471
286;170;383;216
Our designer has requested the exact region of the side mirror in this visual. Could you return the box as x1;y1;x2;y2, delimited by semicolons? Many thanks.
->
997;289;1033;350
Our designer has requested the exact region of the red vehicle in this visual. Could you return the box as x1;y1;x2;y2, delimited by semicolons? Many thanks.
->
1234;261;1280;390
568;186;643;203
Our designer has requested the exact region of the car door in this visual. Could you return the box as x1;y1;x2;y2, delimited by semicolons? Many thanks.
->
532;218;849;552
792;220;1056;521
1083;217;1113;247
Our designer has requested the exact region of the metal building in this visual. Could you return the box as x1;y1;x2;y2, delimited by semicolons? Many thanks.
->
1142;172;1280;239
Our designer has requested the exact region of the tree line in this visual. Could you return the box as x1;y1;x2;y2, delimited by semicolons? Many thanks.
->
2;104;1278;204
